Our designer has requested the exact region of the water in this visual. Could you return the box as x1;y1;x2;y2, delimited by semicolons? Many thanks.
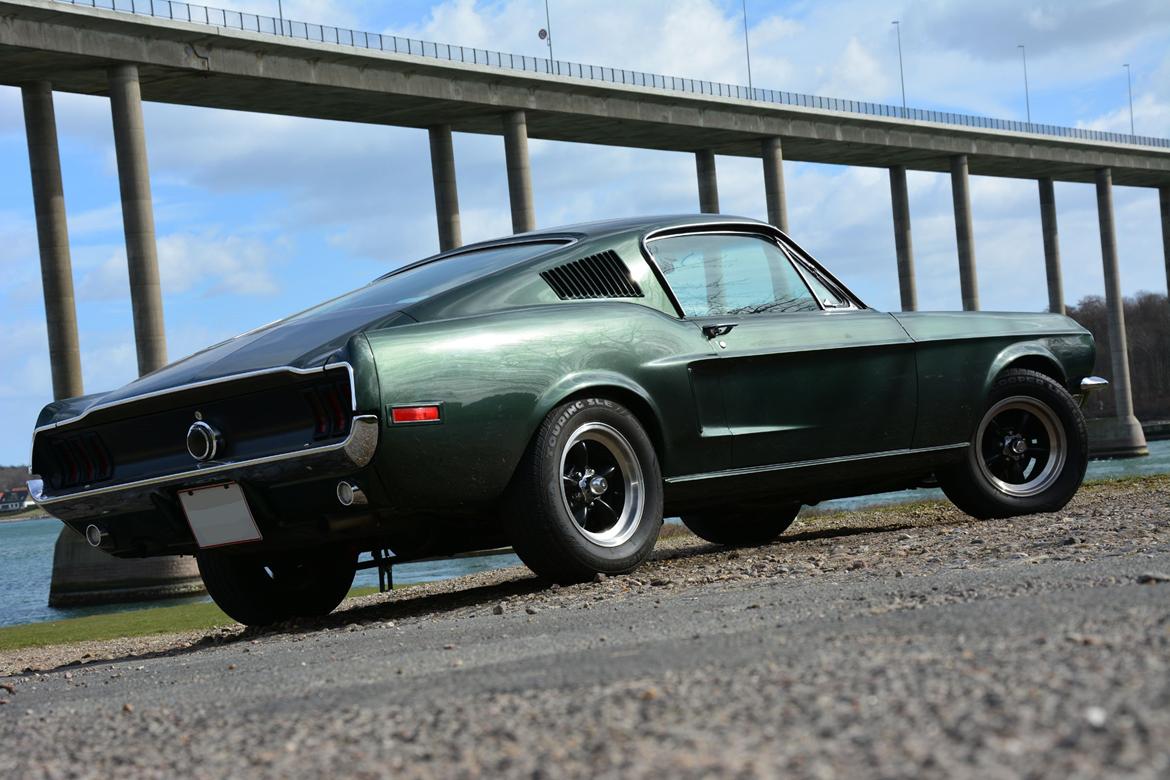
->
816;437;1170;513
2;439;1166;629
0;518;521;629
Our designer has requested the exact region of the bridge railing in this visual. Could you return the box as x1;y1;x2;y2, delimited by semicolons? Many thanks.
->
55;0;1170;150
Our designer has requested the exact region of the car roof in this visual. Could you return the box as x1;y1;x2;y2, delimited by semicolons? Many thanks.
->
439;213;771;256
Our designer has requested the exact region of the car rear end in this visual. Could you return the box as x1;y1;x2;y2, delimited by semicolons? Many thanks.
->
28;360;382;559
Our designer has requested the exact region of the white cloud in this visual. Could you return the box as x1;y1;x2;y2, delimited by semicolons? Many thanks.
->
79;230;281;300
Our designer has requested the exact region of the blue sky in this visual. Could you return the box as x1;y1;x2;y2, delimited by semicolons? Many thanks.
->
2;0;1169;466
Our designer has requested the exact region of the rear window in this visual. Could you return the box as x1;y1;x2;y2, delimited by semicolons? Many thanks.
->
288;241;565;320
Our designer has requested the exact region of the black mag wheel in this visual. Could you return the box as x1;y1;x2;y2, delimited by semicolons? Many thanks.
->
196;547;357;627
680;503;802;546
559;422;645;548
505;397;663;584
975;396;1067;498
940;368;1087;520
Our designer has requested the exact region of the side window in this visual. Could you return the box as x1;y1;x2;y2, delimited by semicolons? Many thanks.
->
648;233;820;317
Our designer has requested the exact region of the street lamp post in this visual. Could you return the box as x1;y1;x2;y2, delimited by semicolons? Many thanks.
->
1123;63;1135;135
276;0;283;35
543;0;554;62
742;0;753;92
1018;44;1031;124
892;20;906;115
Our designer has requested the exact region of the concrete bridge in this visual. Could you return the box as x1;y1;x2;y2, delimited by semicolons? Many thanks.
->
3;0;1168;602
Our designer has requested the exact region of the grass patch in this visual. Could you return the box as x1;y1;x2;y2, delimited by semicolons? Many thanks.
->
0;600;234;653
0;585;384;653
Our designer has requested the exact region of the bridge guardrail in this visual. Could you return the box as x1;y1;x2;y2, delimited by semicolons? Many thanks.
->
53;0;1170;151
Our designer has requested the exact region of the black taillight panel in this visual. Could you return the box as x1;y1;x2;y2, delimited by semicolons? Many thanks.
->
303;378;353;440
47;432;114;490
32;368;356;493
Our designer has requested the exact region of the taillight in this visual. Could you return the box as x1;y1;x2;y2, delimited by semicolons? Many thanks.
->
304;380;352;439
48;433;113;489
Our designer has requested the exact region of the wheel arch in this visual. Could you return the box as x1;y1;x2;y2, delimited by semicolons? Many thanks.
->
533;372;667;465
987;343;1068;394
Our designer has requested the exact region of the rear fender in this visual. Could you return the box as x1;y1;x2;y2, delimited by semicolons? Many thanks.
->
533;371;665;453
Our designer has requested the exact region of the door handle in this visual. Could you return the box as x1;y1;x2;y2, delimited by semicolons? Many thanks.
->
701;323;737;339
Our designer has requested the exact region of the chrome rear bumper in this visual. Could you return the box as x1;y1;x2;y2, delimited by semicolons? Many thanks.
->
29;414;379;522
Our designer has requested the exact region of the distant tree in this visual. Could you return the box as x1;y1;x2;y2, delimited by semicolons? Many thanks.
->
1066;291;1170;421
0;465;29;492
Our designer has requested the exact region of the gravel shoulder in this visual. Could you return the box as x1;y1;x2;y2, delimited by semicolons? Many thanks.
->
2;475;1169;778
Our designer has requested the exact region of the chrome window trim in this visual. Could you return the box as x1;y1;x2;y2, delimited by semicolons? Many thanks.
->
29;414;379;508
641;226;826;318
375;236;578;282
778;244;859;312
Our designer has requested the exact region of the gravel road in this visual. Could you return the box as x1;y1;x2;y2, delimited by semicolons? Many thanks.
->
3;476;1169;779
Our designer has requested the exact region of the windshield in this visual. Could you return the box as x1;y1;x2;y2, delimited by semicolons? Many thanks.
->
286;241;566;322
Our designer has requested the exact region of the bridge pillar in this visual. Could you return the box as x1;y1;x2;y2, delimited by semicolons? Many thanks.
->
1160;185;1170;311
22;76;203;607
695;150;719;214
109;63;167;374
761;138;788;232
949;155;979;311
1089;168;1148;458
503;110;535;233
888;164;917;311
1038;177;1064;314
428;125;462;252
21;81;83;401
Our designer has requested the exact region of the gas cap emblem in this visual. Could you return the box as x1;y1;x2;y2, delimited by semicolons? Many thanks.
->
186;420;222;462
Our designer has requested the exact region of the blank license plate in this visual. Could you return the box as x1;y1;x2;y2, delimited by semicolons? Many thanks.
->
179;482;262;549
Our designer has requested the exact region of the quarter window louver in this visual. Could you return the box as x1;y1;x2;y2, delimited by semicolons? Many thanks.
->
541;250;644;300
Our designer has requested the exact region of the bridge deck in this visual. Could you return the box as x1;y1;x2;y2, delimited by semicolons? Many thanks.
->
2;0;1169;187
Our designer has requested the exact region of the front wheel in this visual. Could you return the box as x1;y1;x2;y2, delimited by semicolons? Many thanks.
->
939;368;1088;519
504;397;664;584
196;547;357;627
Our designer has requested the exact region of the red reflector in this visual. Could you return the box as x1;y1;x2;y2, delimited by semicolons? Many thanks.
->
391;405;441;424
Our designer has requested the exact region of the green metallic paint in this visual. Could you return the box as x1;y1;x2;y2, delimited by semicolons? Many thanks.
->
893;312;1093;450
694;309;917;467
29;215;1099;561
364;301;718;516
358;222;1096;521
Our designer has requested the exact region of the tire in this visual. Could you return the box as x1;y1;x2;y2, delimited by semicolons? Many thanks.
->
196;547;357;627
681;503;802;546
504;397;664;584
939;368;1088;520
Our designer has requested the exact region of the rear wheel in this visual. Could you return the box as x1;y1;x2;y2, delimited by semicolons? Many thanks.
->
939;368;1087;519
196;547;357;627
681;503;801;546
505;397;663;584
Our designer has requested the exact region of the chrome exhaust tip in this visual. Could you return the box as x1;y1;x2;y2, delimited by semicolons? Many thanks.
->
336;481;367;507
85;524;110;549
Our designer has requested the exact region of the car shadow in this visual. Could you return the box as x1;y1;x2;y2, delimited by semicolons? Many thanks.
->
11;519;924;677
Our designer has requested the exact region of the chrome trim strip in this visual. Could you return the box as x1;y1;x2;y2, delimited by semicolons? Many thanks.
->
1080;376;1109;392
640;222;867;317
666;442;970;484
32;362;356;439
375;236;578;281
29;414;379;508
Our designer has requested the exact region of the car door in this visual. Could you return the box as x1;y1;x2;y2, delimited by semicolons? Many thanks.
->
646;229;917;470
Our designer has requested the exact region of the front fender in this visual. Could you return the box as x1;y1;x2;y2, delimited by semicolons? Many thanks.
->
983;341;1067;396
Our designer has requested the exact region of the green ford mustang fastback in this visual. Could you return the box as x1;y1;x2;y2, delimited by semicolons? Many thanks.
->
29;215;1104;624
